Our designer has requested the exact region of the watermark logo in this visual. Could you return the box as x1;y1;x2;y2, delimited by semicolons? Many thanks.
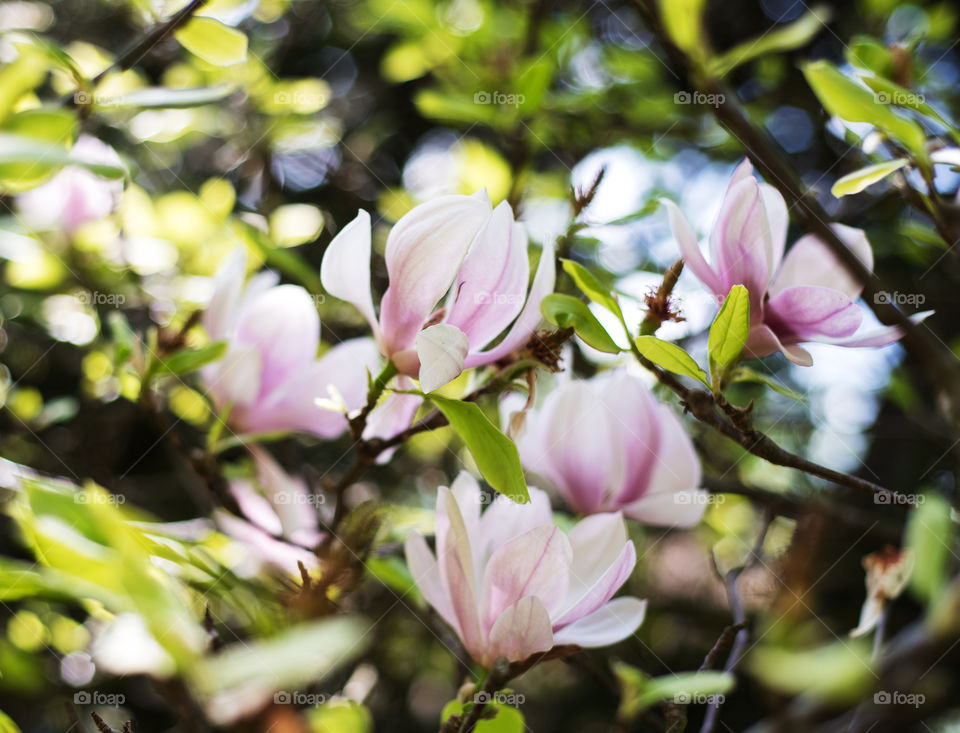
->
77;292;126;307
674;692;725;705
674;91;725;108
474;91;525;108
874;291;925;307
875;91;924;106
75;493;126;506
874;690;924;707
474;691;525;707
273;493;326;506
74;691;126;705
675;493;725;506
874;492;925;506
310;293;327;306
274;91;327;107
474;291;524;306
274;690;327;705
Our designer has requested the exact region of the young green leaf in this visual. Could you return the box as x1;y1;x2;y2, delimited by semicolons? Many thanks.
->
541;293;622;353
561;259;623;320
107;84;236;109
153;341;227;376
614;664;735;718
802;60;927;160
906;493;953;605
659;0;707;62
729;367;806;402
831;159;908;197
708;284;750;373
175;17;248;66
428;395;529;504
634;336;710;387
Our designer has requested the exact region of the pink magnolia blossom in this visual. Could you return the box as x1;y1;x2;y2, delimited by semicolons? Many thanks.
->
202;248;381;437
17;135;124;234
664;159;928;366
510;371;706;527
320;191;555;392
405;472;647;668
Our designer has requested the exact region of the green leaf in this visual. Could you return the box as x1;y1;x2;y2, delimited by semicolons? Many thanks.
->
108;311;136;367
191;617;369;702
540;294;622;353
831;159;909;197
614;665;735;718
708;284;750;375
729;367;806;402
174;17;248;66
0;709;22;733
440;699;525;732
659;0;707;62
153;341;227;376
906;493;953;604
858;74;960;146
634;335;710;387
747;640;873;703
0;50;47;126
104;84;235;109
802;60;927;160
710;5;830;77
307;699;373;733
428;395;529;504
561;259;623;320
0;134;124;179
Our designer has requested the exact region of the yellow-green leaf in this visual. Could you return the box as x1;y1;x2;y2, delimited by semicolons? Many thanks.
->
708;284;750;372
175;17;248;66
634;336;709;387
831;159;908;197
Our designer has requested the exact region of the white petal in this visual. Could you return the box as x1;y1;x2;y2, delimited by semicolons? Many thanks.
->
320;209;381;342
416;323;469;392
552;597;647;648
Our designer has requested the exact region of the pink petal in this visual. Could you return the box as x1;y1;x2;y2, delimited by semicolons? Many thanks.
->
564;513;629;598
481;526;572;631
379;192;492;355
445;201;530;349
765;285;862;340
770;225;873;300
207;345;262;408
554;539;635;628
552;597;647;647
463;236;556;367
405;531;460;635
623;490;707;527
235;285;320;395
435;486;484;658
743;323;814;366
759;183;788;272
661;198;722;294
710;177;773;316
416;323;469;392
320;210;382;344
818;310;933;348
485;595;554;666
476;486;554;567
250;446;318;542
596;373;660;505
203;247;247;341
229;478;282;536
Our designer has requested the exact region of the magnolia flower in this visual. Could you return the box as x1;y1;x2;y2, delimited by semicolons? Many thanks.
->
17;135;124;234
219;446;322;573
664;159;927;366
320;191;555;392
510;371;706;526
203;248;381;437
405;473;646;668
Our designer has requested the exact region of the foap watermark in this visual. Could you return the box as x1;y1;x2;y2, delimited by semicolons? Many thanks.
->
75;492;126;506
875;91;924;106
875;492;925;506
77;292;126;307
274;91;327;107
74;91;124;107
274;493;326;506
674;91;725;108
474;91;525;107
675;493;725;506
474;291;524;306
674;692;725;705
74;691;125;706
274;690;327;706
310;293;327;306
474;691;525;707
874;690;924;707
874;291;925;307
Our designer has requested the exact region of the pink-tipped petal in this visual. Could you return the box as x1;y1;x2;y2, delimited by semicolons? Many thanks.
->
416;323;469;393
481;525;572;629
405;531;460;634
759;183;788;271
476;486;554;563
552;597;647;648
445;202;530;349
320;210;381;343
661;198;722;294
436;486;484;658
770;225;873;299
380;192;492;355
818;310;933;348
623;490;707;527
765;285;862;340
485;595;554;665
710;178;773;314
554;539;635;628
463;237;556;367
